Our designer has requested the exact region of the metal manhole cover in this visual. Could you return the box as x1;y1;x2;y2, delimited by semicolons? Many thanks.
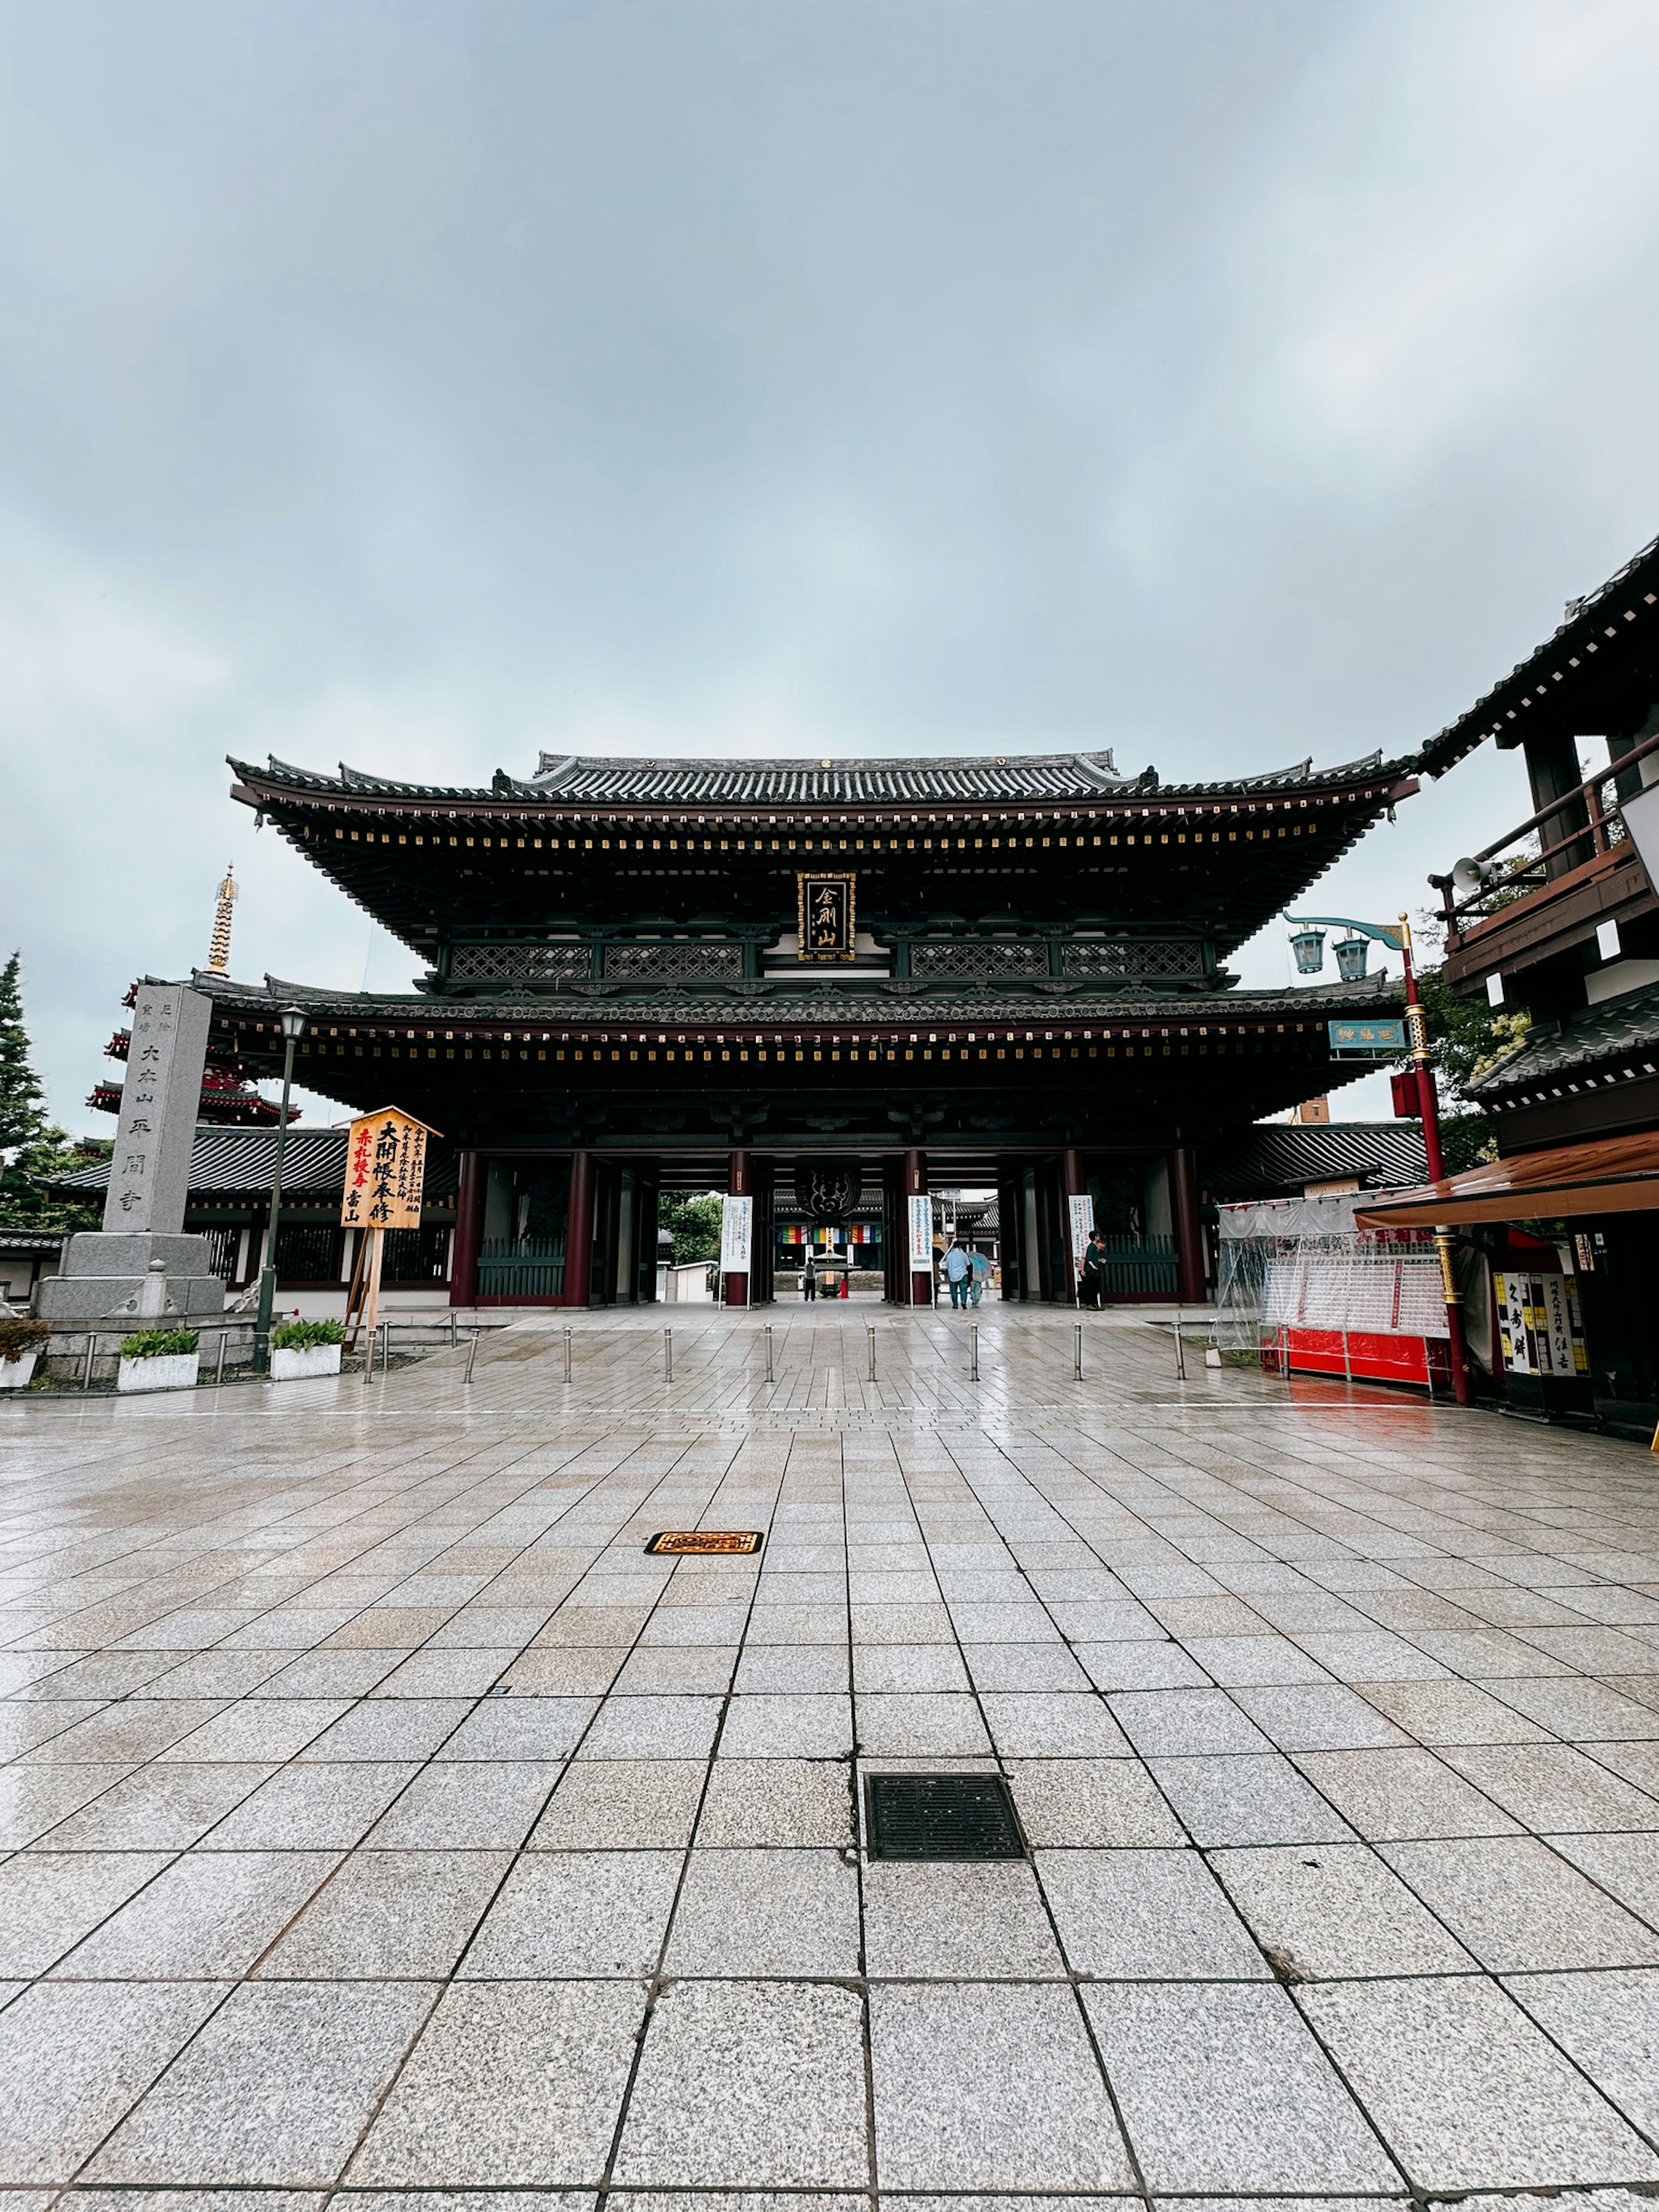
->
644;1530;763;1555
864;1772;1026;1860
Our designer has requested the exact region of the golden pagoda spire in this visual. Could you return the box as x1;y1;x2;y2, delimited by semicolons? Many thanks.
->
207;863;238;973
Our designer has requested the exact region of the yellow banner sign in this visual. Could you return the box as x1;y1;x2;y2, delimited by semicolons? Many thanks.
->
341;1106;439;1231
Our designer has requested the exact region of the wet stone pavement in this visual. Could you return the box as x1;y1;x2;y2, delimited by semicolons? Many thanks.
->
3;1304;1659;2210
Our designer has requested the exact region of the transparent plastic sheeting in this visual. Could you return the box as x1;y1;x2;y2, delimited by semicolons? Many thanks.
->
1211;1193;1447;1351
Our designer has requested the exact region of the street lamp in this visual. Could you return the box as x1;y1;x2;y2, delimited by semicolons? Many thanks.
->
254;1006;307;1372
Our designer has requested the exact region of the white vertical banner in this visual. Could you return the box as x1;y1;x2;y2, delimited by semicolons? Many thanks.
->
906;1193;934;1271
1068;1193;1096;1267
720;1194;753;1274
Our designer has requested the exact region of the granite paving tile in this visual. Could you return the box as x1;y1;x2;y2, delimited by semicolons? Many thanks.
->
862;1861;1064;1978
1228;1685;1412;1753
715;1694;852;1759
460;1849;683;1976
56;1850;342;1978
1290;1748;1520;1840
1176;1636;1331;1687
854;1692;990;1756
37;1764;276;1850
1380;1837;1659;1970
696;1759;853;1847
1489;1678;1659;1738
1074;1642;1211;1691
84;1981;435;2186
260;1850;509;1977
613;1981;868;2189
1437;1745;1659;1831
1005;1758;1186;1846
345;1980;647;2183
1082;1981;1395;2192
869;1982;1132;2190
1298;1975;1659;2190
852;1645;970;1692
1504;1968;1659;2136
0;1979;227;2183
200;1762;420;1849
576;1694;722;1761
362;1759;559;1848
664;1849;860;1977
528;1759;707;1849
1146;1753;1356;1847
1038;1847;1270;1977
157;1703;351;1763
960;1642;1092;1691
1210;1843;1476;1979
436;1697;598;1761
1546;1831;1659;1924
294;1700;474;1762
1109;1691;1274;1758
0;1849;172;1976
1355;1680;1552;1745
979;1692;1129;1758
19;1700;228;1764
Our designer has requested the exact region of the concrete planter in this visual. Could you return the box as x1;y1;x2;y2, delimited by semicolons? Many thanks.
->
271;1342;343;1382
0;1353;38;1390
117;1352;200;1395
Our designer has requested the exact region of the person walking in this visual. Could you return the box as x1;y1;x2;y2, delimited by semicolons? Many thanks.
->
968;1247;991;1305
802;1249;817;1302
1079;1229;1107;1310
944;1240;971;1309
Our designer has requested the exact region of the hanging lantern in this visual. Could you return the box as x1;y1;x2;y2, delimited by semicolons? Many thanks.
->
1289;927;1326;975
1333;935;1370;982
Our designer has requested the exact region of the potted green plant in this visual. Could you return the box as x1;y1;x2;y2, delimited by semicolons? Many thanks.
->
270;1316;346;1381
117;1326;200;1394
0;1317;49;1391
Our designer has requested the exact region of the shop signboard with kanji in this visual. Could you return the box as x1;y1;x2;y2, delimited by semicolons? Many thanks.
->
341;1108;436;1232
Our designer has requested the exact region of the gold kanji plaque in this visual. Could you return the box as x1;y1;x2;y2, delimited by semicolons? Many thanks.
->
797;872;855;962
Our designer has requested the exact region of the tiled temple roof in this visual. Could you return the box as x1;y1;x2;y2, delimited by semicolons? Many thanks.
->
1203;1121;1428;1198
229;747;1404;809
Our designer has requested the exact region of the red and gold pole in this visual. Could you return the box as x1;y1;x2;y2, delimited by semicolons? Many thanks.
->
1399;915;1472;1407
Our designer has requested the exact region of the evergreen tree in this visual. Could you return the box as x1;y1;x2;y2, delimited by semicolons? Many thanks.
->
0;952;107;1230
0;952;46;1158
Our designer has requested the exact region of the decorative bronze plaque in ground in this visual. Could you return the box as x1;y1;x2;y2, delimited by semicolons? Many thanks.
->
644;1531;764;1555
864;1772;1026;1860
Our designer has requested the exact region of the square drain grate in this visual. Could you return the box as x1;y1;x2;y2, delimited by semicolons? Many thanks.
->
644;1531;763;1556
864;1772;1026;1861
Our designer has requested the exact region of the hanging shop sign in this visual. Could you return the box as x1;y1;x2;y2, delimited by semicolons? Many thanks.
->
797;872;856;961
720;1193;753;1273
1328;1017;1407;1055
341;1106;438;1231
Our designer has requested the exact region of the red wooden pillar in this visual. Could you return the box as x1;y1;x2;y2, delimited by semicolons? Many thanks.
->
904;1147;933;1306
1062;1147;1087;1306
449;1151;482;1308
724;1149;752;1307
1170;1144;1205;1304
565;1150;594;1308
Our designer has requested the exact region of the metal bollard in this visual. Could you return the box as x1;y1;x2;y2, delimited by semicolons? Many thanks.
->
83;1333;96;1392
665;1329;674;1381
969;1322;979;1381
1174;1301;1186;1381
763;1325;773;1382
464;1329;480;1385
216;1332;227;1388
362;1329;374;1386
867;1323;876;1380
563;1326;572;1382
1074;1323;1083;1379
449;1310;458;1353
381;1321;391;1378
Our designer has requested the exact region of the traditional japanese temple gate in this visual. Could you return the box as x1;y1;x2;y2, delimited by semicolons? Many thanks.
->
196;744;1418;1307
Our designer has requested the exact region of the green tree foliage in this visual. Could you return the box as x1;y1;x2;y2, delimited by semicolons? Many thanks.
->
0;953;111;1229
0;952;46;1157
659;1192;723;1262
1408;963;1532;1099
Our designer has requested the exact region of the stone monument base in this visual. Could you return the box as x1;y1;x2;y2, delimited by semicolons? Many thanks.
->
36;1233;226;1324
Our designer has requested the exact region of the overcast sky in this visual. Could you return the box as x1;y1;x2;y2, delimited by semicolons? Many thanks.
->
5;0;1659;1128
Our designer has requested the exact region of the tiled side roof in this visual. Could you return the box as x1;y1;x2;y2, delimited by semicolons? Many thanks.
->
1418;532;1659;778
49;1127;461;1199
1203;1122;1429;1197
228;747;1401;809
1467;979;1659;1096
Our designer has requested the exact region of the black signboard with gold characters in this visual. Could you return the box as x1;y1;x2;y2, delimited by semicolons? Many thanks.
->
798;871;856;962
